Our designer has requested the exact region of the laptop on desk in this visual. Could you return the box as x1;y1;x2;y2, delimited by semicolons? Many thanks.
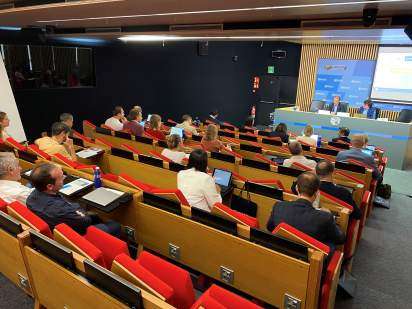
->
212;168;233;197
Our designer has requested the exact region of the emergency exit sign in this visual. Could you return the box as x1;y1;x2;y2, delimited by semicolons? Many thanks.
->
267;66;275;74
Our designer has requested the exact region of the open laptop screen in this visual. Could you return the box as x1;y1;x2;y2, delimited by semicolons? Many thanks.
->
213;169;232;187
170;127;184;138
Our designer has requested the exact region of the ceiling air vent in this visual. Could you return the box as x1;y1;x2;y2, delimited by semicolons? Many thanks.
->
301;18;391;28
85;27;122;33
169;24;223;31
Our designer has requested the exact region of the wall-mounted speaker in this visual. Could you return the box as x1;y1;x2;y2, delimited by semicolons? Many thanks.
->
271;50;286;59
198;41;209;56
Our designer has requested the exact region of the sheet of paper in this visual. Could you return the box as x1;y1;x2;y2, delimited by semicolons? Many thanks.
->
59;178;93;195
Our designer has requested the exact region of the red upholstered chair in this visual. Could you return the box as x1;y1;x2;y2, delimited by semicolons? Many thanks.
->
112;253;174;305
254;153;278;166
121;143;143;155
149;151;171;163
272;223;343;309
291;161;313;171
212;203;259;228
5;137;27;151
101;173;119;183
52;153;96;171
150;188;189;206
357;190;371;244
27;144;51;160
72;130;93;143
7;201;53;238
83;120;96;129
53;223;107;268
138;251;196;309
0;197;8;213
191;284;262;309
84;226;129;269
95;137;114;148
119;174;157;192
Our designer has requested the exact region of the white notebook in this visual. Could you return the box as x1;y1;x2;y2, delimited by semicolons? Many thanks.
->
81;187;124;207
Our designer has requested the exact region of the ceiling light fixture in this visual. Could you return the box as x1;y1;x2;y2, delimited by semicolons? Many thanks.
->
37;0;407;23
118;34;408;42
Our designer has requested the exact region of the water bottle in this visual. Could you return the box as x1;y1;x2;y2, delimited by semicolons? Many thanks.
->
317;135;322;148
93;167;102;188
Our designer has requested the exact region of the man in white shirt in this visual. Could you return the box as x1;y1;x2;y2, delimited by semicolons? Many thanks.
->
283;141;317;170
0;152;33;204
176;115;199;136
104;106;127;131
177;149;221;212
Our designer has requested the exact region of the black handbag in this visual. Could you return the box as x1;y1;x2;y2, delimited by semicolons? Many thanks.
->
230;185;258;218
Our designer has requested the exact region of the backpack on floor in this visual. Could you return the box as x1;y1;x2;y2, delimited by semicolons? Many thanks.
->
377;184;391;199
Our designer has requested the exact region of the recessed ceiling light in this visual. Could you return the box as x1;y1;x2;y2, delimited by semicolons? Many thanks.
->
37;0;407;23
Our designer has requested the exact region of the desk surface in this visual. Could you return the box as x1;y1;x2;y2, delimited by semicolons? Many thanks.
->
275;108;412;170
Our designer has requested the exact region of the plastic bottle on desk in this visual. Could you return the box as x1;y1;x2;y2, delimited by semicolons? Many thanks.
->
93;167;102;188
317;136;322;148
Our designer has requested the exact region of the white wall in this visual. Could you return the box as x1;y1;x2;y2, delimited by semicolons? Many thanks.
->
0;57;27;142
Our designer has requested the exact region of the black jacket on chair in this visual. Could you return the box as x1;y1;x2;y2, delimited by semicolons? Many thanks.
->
266;198;345;247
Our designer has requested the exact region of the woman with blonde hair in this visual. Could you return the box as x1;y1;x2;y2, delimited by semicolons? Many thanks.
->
161;134;188;164
0;112;10;140
296;124;317;147
201;124;226;152
146;114;166;141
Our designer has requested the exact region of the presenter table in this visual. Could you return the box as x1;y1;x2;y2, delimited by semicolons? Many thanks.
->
274;107;412;170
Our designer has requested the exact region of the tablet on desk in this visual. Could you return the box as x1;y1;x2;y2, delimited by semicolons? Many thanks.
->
81;187;125;207
59;178;94;196
76;148;102;159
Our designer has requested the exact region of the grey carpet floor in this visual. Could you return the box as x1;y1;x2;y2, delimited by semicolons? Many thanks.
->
1;193;411;308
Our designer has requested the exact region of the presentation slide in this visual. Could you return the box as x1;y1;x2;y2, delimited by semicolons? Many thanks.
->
0;57;26;142
371;47;412;103
313;59;375;107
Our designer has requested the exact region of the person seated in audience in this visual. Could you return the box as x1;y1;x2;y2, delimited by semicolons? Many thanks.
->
161;134;188;164
59;113;74;129
0;152;33;204
177;149;221;212
316;160;361;220
336;134;382;182
0;111;10;140
36;122;77;161
327;95;346;114
123;109;144;136
176;114;199;136
201;124;229;153
133;105;142;114
267;172;345;249
296;125;317;147
332;127;351;144
283;141;317;170
146;114;166;141
104;106;127;131
358;99;378;119
27;163;121;236
269;122;289;143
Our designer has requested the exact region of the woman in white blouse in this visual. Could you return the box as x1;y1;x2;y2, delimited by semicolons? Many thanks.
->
177;149;221;212
161;134;188;164
296;125;317;147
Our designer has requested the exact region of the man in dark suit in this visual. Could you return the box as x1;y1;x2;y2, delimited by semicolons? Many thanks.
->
358;99;378;119
27;163;120;236
332;127;351;144
327;96;347;114
316;160;361;220
267;172;345;248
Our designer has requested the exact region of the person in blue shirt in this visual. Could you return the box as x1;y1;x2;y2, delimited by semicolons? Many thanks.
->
26;163;120;236
358;99;378;119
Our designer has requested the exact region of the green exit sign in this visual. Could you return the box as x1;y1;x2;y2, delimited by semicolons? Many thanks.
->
267;66;275;74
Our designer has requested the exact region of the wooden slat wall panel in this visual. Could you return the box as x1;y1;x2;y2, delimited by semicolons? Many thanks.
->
296;43;379;111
